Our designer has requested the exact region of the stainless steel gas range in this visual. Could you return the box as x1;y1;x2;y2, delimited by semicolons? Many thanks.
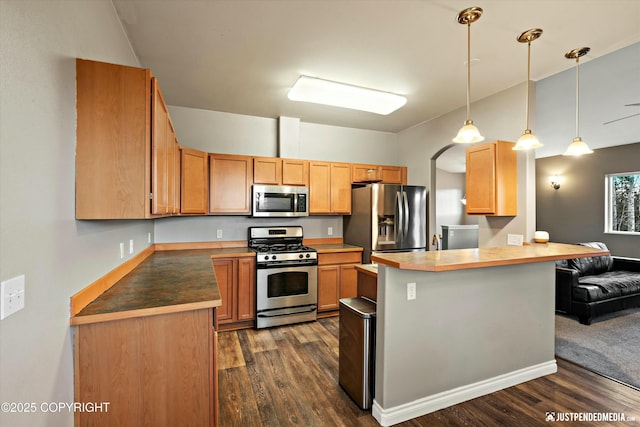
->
248;226;318;329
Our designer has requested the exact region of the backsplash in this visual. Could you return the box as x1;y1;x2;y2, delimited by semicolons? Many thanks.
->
154;215;343;243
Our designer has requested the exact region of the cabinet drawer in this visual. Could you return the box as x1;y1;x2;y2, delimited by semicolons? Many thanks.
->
318;251;362;265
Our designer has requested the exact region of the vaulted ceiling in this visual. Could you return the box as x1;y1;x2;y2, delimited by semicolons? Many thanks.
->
112;0;640;134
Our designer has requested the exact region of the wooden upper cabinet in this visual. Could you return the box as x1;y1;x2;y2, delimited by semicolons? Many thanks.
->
330;162;352;214
281;158;309;186
151;78;180;215
76;59;180;219
76;59;152;219
309;161;352;215
352;164;381;183
465;140;517;216
309;161;332;213
253;157;308;186
209;154;253;214
253;157;282;185
352;164;406;184
380;166;406;184
180;147;209;214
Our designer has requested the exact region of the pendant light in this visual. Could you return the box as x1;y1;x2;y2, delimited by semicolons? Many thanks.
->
453;7;484;144
513;28;543;150
563;47;594;156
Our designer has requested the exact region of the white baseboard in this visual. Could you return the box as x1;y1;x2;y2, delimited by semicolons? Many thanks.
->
372;359;557;426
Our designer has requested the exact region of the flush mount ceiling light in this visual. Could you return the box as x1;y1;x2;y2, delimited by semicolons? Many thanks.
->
287;75;407;115
453;6;484;144
513;28;543;151
563;47;594;156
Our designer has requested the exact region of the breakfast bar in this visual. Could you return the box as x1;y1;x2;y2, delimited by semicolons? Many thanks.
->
369;243;609;426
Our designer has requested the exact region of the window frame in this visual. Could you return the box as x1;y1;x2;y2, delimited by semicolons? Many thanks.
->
604;171;640;235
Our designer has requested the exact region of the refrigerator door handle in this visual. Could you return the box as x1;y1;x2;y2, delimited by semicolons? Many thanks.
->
396;191;403;244
402;191;410;239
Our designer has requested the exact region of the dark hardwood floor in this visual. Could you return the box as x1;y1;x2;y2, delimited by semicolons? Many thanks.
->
218;317;640;426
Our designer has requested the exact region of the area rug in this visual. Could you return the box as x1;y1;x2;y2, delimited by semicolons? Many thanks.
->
555;307;640;390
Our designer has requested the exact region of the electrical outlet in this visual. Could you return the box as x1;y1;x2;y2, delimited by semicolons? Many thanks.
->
216;229;223;239
129;239;134;254
120;242;125;259
407;282;416;300
328;227;333;236
1;275;25;320
507;234;524;246
148;232;152;244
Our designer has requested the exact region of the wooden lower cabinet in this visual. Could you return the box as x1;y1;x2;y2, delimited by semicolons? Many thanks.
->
317;251;361;312
74;308;218;426
212;256;255;327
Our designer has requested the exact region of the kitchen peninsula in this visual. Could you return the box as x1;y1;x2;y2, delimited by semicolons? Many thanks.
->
70;249;234;427
369;243;609;426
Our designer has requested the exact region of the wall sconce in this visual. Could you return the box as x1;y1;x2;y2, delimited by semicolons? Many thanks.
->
549;174;561;190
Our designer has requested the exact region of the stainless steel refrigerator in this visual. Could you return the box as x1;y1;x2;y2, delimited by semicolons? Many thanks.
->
344;184;427;263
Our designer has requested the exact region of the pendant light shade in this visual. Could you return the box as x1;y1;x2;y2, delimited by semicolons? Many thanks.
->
563;47;594;156
453;7;484;144
513;28;543;151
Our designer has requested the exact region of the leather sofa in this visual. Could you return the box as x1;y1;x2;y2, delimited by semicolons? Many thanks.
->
555;242;640;325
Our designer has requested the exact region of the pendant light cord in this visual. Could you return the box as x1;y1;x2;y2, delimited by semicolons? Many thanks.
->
525;41;531;130
466;22;471;121
575;57;580;137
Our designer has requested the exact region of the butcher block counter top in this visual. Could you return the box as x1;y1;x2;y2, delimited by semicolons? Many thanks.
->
70;248;255;325
311;243;363;253
371;242;609;272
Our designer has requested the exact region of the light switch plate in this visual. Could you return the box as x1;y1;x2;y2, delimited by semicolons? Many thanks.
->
507;234;524;246
1;275;25;320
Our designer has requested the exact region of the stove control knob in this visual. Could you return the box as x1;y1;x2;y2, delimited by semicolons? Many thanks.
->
264;255;270;261
271;255;276;260
305;253;311;258
299;254;304;259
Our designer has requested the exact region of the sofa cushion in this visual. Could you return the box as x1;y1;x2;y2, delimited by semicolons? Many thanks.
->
568;242;613;276
573;270;640;302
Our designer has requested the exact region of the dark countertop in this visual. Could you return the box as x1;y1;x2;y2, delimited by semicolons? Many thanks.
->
71;249;251;325
70;244;360;325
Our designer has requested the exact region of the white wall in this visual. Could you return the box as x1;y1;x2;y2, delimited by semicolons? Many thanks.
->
0;2;153;426
397;82;537;248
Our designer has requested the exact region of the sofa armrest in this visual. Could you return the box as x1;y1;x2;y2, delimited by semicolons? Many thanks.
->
555;267;579;313
612;256;640;272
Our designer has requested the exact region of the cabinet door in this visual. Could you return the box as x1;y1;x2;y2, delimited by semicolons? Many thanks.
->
466;143;497;214
212;259;235;323
330;163;352;214
318;265;340;311
152;78;171;214
309;161;332;214
339;264;358;299
75;59;151;219
380;166;403;184
236;257;256;321
352;164;381;183
465;140;517;216
254;157;282;185
282;159;309;186
209;154;253;214
181;148;209;214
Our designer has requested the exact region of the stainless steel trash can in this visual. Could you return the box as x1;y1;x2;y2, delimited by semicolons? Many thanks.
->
339;297;376;410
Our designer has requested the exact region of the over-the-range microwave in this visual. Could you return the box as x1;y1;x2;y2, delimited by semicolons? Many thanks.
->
252;185;309;217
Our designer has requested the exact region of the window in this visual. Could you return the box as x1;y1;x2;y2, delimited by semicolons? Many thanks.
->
605;172;640;234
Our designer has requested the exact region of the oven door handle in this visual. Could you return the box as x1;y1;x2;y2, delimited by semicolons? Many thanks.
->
257;306;317;318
